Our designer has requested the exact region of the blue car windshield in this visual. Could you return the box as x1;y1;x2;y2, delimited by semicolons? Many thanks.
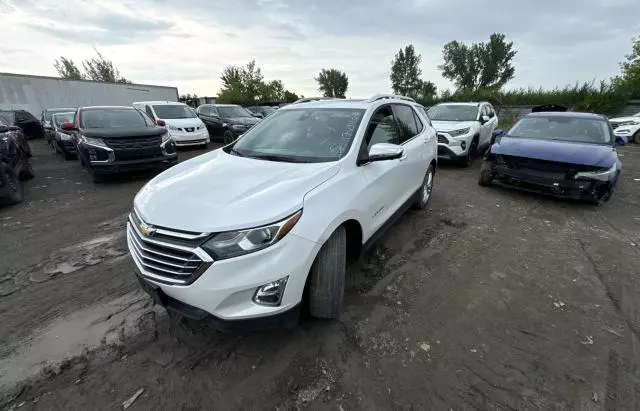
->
508;117;612;145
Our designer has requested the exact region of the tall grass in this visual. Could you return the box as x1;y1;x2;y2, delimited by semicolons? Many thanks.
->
418;80;630;116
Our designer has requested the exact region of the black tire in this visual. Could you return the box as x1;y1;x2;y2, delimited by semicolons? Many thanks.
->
223;131;235;145
0;164;23;205
462;139;478;168
413;164;435;210
478;159;494;186
19;161;35;181
308;226;347;319
632;130;640;144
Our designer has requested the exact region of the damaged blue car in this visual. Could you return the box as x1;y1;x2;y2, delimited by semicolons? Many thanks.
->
479;111;623;205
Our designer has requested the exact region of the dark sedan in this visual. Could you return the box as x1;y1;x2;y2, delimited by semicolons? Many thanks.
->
0;119;34;205
61;106;178;182
479;111;622;205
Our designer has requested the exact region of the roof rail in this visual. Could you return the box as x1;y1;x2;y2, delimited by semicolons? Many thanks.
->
366;94;415;103
292;97;339;104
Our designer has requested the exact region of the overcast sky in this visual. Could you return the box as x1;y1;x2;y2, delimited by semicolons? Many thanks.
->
1;0;639;98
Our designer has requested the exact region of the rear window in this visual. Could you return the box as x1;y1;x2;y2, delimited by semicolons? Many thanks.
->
152;105;197;119
81;109;152;129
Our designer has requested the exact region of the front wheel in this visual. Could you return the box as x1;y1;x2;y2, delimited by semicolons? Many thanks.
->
478;159;494;186
308;226;346;319
632;130;640;144
0;164;24;205
462;139;478;168
413;164;435;209
223;131;235;145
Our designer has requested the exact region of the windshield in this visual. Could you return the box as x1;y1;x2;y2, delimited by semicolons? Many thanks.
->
232;108;365;163
152;105;197;119
508;116;612;145
218;106;254;118
428;104;478;121
81;109;152;129
46;109;74;122
52;112;75;127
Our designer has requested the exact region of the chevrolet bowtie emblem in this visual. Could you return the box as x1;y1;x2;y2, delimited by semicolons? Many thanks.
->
139;221;156;237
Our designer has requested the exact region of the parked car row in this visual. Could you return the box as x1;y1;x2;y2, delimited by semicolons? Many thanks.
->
125;94;625;333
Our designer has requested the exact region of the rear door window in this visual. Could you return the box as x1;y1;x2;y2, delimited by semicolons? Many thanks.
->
362;105;399;151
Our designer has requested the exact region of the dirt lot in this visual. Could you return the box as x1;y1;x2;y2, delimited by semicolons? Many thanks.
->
1;139;640;410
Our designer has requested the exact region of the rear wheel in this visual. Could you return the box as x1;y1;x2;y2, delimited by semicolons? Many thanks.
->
413;164;435;209
308;226;346;319
478;159;494;186
462;139;478;168
0;164;23;205
223;131;235;145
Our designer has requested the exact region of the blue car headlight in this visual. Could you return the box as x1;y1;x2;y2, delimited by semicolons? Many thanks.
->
574;163;617;182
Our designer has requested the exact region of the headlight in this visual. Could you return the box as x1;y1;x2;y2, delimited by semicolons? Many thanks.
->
80;135;107;148
616;120;640;127
161;132;171;143
201;210;302;260
575;163;617;182
57;132;71;141
166;124;180;131
231;124;245;130
222;122;229;127
448;128;470;137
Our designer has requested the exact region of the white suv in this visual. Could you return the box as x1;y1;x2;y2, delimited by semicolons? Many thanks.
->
133;101;210;147
428;102;498;166
127;95;437;329
609;111;640;144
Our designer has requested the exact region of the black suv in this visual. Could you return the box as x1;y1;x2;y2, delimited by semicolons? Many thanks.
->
246;105;277;119
0;110;45;140
0;119;34;205
61;106;178;182
196;104;260;144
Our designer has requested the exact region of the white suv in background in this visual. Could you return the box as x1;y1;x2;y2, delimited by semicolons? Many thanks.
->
133;101;209;147
609;111;640;144
127;94;437;330
428;102;498;166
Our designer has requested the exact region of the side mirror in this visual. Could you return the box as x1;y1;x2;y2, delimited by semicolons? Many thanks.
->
490;129;504;145
481;115;490;124
60;122;76;131
615;137;626;147
359;143;403;165
156;119;166;127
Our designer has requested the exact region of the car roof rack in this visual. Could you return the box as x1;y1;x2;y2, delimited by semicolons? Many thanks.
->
366;94;415;103
292;97;340;104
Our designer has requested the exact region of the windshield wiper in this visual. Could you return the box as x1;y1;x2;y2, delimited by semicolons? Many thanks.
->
229;147;245;157
248;154;312;163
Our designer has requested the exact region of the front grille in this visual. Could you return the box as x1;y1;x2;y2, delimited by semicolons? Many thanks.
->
127;212;212;285
499;155;601;179
437;134;449;144
104;136;163;161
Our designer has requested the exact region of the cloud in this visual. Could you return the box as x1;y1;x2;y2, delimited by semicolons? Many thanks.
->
0;0;639;97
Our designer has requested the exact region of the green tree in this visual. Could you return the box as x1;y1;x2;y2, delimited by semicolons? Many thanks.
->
217;60;299;104
390;45;424;96
82;49;130;83
54;57;83;80
283;90;299;103
439;33;516;92
613;36;640;97
315;69;349;98
417;80;437;100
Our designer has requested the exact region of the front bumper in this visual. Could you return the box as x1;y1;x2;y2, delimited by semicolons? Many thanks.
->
436;132;473;160
437;144;467;160
492;165;613;201
127;224;321;323
80;140;178;174
169;129;210;146
55;138;76;154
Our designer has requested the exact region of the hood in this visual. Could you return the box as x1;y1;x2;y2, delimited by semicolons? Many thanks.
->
491;136;616;168
134;150;340;233
224;116;260;126
431;120;478;132
82;127;165;138
609;116;640;123
159;118;205;128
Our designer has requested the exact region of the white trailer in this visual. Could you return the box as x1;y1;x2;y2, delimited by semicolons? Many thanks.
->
0;72;179;117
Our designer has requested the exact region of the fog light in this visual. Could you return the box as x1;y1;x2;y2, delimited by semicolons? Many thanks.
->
461;141;467;150
253;276;288;306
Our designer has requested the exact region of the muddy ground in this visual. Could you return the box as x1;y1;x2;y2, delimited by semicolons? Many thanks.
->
1;140;640;410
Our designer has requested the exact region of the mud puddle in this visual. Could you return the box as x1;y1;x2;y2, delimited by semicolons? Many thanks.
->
0;291;157;393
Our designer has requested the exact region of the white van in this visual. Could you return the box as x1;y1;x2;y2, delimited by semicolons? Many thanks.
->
133;101;209;147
